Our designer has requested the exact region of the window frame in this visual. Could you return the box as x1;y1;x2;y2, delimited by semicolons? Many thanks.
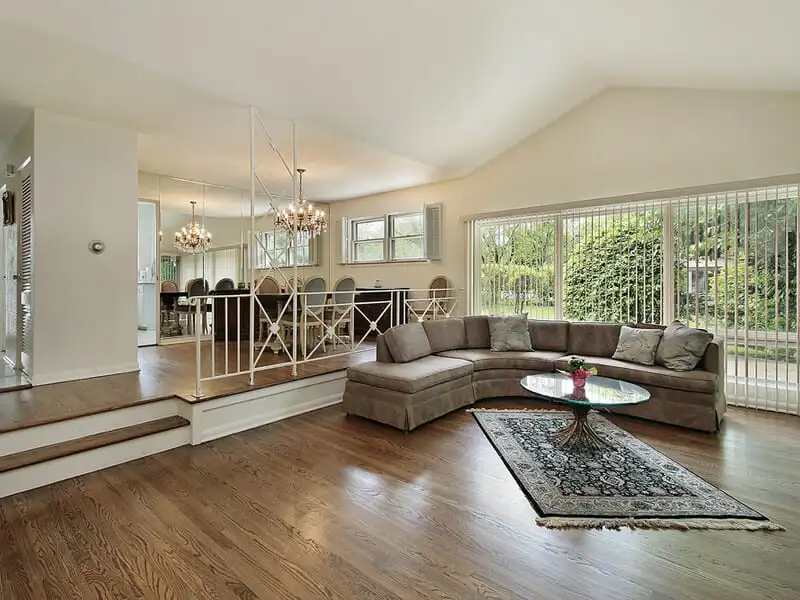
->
255;230;315;269
348;212;426;264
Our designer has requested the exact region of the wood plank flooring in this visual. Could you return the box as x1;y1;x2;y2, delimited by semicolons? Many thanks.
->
0;343;375;433
1;402;798;600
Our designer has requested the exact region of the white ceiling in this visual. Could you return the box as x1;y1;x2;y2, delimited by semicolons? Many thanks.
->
1;1;799;202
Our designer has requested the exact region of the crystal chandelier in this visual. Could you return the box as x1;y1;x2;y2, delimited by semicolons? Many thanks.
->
274;168;327;236
174;200;212;254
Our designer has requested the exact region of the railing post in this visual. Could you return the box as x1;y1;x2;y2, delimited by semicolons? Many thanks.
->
194;300;202;398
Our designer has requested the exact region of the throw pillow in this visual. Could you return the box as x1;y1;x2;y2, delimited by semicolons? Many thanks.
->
383;323;433;363
612;325;664;365
655;321;714;371
487;314;532;352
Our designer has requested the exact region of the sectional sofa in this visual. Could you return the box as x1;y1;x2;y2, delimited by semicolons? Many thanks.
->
343;317;726;433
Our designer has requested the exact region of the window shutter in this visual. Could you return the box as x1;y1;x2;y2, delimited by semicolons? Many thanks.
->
335;217;349;264
424;203;442;260
309;231;322;266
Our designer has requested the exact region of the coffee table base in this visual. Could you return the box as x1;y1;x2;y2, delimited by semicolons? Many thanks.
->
555;405;609;451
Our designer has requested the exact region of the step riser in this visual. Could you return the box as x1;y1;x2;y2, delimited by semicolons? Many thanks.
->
0;427;190;499
0;398;185;456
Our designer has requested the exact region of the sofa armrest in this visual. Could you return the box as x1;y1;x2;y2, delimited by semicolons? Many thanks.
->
375;333;394;363
702;337;727;425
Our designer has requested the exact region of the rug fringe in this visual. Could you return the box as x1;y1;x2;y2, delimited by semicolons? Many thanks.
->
536;517;785;531
467;408;562;413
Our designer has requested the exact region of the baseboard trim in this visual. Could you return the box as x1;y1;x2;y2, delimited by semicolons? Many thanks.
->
32;362;141;386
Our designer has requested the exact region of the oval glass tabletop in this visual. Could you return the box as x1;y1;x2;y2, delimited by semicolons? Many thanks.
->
520;373;650;408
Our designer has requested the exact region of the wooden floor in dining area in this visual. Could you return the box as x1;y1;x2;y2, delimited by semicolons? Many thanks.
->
1;402;798;600
0;342;375;433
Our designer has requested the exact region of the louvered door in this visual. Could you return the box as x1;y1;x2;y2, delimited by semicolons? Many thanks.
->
18;174;32;375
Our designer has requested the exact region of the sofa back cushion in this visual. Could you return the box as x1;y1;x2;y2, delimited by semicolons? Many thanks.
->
488;314;533;351
655;321;714;371
567;322;625;357
422;318;467;353
528;320;569;352
384;323;433;363
463;315;490;349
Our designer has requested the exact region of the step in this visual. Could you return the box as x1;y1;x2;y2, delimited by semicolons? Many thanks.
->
0;416;189;474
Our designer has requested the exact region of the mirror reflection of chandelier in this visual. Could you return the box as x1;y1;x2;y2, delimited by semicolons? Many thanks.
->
174;200;213;254
275;168;327;236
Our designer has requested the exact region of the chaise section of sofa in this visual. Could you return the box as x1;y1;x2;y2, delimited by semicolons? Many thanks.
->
343;317;726;433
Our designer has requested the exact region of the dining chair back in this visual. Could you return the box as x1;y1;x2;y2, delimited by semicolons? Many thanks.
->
301;277;327;316
257;276;280;293
161;280;179;293
332;276;356;313
215;278;235;291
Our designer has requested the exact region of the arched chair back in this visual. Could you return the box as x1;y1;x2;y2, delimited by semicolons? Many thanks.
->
332;276;356;314
161;280;179;293
257;276;280;294
215;278;235;291
187;278;209;297
301;277;327;316
287;276;304;293
429;275;453;314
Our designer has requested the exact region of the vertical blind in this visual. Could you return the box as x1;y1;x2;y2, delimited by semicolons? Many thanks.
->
471;183;799;415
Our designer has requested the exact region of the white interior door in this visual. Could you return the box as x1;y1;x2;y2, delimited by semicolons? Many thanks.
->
4;204;18;368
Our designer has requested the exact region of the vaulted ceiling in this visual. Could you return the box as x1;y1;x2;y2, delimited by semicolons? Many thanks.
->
0;1;798;201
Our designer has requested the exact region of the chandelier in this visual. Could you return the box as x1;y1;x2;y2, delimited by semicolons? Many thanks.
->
274;168;327;236
174;200;212;254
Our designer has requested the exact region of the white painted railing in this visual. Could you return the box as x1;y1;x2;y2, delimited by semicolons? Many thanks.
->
190;287;460;397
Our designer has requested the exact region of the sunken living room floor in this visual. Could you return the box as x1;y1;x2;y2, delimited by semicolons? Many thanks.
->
1;400;798;600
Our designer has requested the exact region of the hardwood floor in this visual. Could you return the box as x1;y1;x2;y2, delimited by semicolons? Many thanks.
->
1;402;798;600
0;343;375;433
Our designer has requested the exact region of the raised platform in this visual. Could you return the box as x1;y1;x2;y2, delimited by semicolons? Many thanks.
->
0;343;375;498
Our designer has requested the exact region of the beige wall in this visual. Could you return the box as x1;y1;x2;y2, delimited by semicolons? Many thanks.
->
328;87;800;308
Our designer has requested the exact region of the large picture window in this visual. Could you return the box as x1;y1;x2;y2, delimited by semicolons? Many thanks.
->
470;183;800;415
254;231;313;268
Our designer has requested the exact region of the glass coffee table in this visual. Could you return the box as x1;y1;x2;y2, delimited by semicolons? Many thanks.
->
520;373;650;450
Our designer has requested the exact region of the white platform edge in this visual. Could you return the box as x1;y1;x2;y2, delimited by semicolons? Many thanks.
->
0;426;190;499
191;370;347;444
0;398;184;456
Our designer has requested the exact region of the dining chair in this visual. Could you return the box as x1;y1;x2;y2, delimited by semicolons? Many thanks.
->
256;276;281;344
287;276;304;294
412;276;453;321
186;278;210;335
160;280;179;329
328;276;356;350
299;277;327;358
214;278;235;291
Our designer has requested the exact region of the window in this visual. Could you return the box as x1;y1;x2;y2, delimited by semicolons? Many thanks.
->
349;212;425;263
391;213;424;260
352;218;385;262
254;231;313;268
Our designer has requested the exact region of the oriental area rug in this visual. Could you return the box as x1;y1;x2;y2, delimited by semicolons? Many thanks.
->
470;409;783;531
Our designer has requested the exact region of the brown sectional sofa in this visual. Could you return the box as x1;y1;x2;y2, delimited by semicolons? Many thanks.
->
343;317;726;433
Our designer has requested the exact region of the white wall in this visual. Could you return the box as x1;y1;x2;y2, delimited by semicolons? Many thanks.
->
329;87;800;305
32;109;139;384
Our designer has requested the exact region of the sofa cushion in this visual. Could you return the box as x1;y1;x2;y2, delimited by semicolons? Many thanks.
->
383;323;432;363
528;319;570;352
554;355;716;394
656;321;714;371
612;325;664;365
567;322;625;357
488;314;533;351
463;315;490;349
347;355;473;394
422;318;467;353
437;349;566;372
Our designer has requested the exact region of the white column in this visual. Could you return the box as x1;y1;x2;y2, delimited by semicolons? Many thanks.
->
30;109;139;384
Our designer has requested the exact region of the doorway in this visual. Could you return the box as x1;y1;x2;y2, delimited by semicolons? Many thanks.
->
137;200;159;346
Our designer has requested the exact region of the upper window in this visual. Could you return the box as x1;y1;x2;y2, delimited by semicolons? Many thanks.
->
254;231;313;268
350;213;424;263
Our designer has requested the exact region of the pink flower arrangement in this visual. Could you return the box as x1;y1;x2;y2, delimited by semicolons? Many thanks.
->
558;357;598;388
